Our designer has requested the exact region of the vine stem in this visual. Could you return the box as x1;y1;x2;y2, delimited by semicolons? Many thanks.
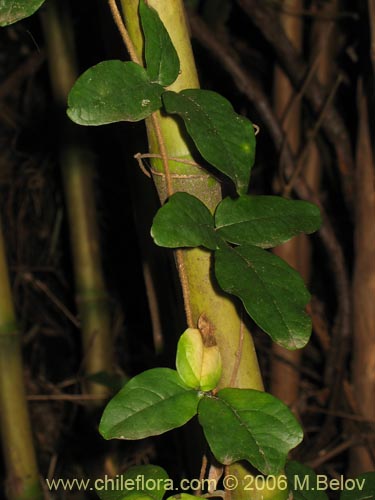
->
108;0;141;64
150;113;174;197
229;312;244;387
107;0;194;328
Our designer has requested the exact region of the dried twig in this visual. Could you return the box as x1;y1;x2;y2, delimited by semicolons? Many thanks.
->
237;0;354;208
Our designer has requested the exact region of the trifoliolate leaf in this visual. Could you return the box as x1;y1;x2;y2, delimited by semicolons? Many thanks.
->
198;389;303;475
139;0;180;86
67;61;163;126
96;465;169;500
340;472;375;500
0;0;46;26
215;245;311;349
99;368;201;440
163;89;256;195
285;461;328;500
215;195;322;248
151;192;220;250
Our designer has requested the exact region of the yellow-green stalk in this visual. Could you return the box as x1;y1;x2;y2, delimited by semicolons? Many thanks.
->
41;0;114;399
120;2;287;498
0;217;42;499
121;0;262;392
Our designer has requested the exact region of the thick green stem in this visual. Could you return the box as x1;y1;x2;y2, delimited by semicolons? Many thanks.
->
41;0;114;398
119;2;281;499
121;0;263;391
0;219;42;499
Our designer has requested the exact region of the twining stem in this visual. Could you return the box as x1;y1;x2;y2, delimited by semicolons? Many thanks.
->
120;0;263;389
108;0;194;327
42;0;114;398
118;2;272;498
0;217;42;500
108;0;141;64
229;314;245;388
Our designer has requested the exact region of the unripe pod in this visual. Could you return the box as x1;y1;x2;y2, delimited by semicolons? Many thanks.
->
176;327;222;391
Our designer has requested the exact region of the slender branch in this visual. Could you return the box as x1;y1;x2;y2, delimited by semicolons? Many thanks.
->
108;0;194;328
237;0;354;208
108;0;141;64
283;73;343;196
135;152;201;168
27;393;107;402
266;0;358;20
22;272;80;328
307;438;357;469
198;454;208;496
230;312;244;387
306;405;375;424
0;51;44;101
176;250;194;328
150;113;174;197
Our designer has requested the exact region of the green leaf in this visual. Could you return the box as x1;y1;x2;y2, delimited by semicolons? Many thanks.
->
99;368;201;440
0;0;46;26
198;389;303;475
151;192;220;250
215;195;321;248
67;61;163;126
341;472;375;500
163;89;256;195
215;245;311;349
139;0;180;86
285;461;328;500
96;465;169;500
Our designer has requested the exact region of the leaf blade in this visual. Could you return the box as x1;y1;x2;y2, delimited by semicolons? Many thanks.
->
215;245;311;349
163;89;256;195
99;368;200;440
139;0;180;86
67;61;163;126
340;472;375;500
0;0;46;26
198;389;303;475
151;192;219;250
285;461;329;500
215;195;322;248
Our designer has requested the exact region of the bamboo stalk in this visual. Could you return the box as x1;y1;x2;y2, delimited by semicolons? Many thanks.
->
41;0;114;398
349;81;375;474
271;0;337;408
0;217;42;499
118;2;287;498
121;0;263;393
271;0;304;408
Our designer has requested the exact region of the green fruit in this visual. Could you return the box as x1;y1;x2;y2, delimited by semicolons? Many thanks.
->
176;328;222;391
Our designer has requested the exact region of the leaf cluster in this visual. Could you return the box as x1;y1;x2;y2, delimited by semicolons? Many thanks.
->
63;0;321;488
1;0;325;497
